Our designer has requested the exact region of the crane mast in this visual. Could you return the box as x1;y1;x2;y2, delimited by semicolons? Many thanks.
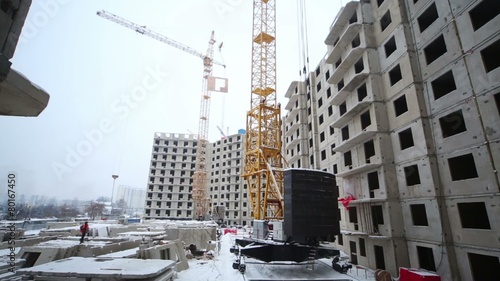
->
243;0;284;220
97;10;221;219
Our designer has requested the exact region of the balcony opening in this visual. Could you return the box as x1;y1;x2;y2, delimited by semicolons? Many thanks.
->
349;12;358;24
315;66;321;76
337;234;343;245
448;153;479;181
377;0;385;7
458;202;490;229
398;127;414;150
21;252;41;268
424;35;447;65
469;0;500;31
384;36;397;58
357;84;367;101
335;58;342;68
325;70;330;81
344;151;352;167
480;38;500;73
374;245;386;270
389;64;402;86
359;238;366;256
380;10;391;32
354;58;364;74
439;110;466;138
371;205;384;232
341;127;350;142
394;94;408;117
351;34;360;48
495;92;500;115
368;171;380;198
338;79;345;90
350;241;358;264
360;110;371;130
417;246;436;271
410;204;429;226
333;164;338;174
404;164;421;186
431;70;456;100
364;140;375;162
339;102;347;116
349;206;358;230
417;3;439;33
468;252;499;280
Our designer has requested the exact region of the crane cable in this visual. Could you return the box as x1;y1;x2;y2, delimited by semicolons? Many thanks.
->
296;0;310;80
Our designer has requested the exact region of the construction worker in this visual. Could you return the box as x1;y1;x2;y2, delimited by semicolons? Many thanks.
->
79;221;89;244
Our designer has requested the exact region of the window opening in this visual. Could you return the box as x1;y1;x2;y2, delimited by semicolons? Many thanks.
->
458;202;490;229
384;36;397;58
480;38;500;73
398;127;414;150
431;70;456;100
424;35;447;65
417;246;436;271
389;64;402;86
469;0;500;31
410;204;429;226
439;110;466;138
394;94;408;116
404;164;421;186
417;3;439;33
448;153;478;181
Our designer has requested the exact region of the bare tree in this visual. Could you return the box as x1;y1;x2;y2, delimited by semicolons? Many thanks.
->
85;202;105;220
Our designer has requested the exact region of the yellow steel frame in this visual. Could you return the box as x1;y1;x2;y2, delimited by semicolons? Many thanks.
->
243;0;284;220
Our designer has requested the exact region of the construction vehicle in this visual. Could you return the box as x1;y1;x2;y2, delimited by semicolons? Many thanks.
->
233;0;341;270
96;10;225;220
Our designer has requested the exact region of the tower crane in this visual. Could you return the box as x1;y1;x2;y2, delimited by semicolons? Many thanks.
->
97;10;225;220
242;0;284;221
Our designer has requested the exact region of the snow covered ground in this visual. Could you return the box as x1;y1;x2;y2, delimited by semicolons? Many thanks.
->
176;230;375;281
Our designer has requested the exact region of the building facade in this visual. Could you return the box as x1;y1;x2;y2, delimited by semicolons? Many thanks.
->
144;133;197;220
114;185;146;215
144;132;250;226
208;133;251;226
283;0;500;279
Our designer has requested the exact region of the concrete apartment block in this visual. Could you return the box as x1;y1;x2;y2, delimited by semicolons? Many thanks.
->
144;133;198;220
284;0;500;279
208;133;250;226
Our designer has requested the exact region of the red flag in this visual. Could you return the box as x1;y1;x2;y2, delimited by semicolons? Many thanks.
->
338;195;356;210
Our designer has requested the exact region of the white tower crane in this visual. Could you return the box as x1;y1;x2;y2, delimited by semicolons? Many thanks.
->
97;10;225;220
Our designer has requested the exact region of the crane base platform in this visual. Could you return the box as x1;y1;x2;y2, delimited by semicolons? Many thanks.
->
234;237;339;263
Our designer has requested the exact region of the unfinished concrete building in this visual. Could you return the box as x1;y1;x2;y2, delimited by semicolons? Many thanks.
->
208;132;251;226
144;131;250;225
283;0;500;279
144;133;197;220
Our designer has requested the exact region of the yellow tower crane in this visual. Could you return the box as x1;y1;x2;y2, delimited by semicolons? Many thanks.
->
97;10;225;220
242;0;284;221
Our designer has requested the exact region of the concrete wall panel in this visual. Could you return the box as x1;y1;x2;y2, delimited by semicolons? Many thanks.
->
475;90;500;142
406;240;453;281
410;0;453;49
377;24;409;72
417;24;463;80
396;156;437;199
454;246;500;281
386;84;424;130
437;145;497;196
445;196;500;249
430;98;486;155
391;118;434;164
401;199;442;241
455;2;500;52
423;59;473;115
464;33;500;95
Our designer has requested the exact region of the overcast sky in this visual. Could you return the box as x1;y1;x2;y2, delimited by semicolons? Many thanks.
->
0;0;342;201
